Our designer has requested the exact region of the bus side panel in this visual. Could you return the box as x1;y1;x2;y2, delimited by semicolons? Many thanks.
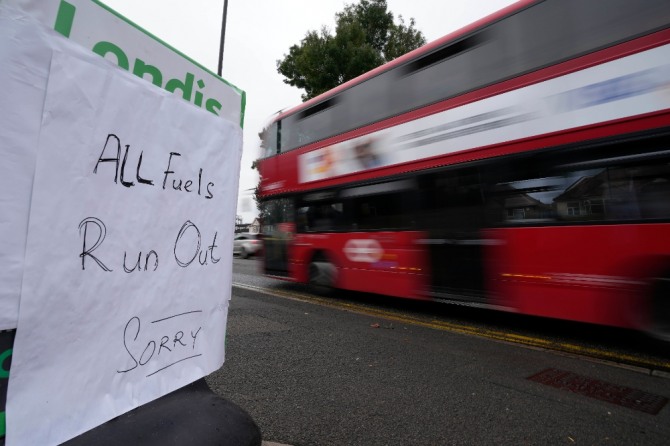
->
259;153;299;194
488;224;670;329
291;232;429;299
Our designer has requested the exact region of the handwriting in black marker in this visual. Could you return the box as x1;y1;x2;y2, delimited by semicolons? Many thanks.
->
80;218;222;273
191;327;202;349
123;250;159;273
117;316;140;373
145;354;202;378
151;310;203;324
173;221;221;268
117;312;203;376
79;217;112;272
93;134;122;184
162;154;215;199
94;133;215;199
94;134;154;188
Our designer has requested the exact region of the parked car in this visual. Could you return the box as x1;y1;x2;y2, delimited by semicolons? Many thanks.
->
233;233;261;259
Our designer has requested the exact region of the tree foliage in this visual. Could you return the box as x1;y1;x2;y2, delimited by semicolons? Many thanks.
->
277;0;426;101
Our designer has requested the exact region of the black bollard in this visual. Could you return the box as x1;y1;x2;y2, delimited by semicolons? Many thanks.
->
63;378;261;446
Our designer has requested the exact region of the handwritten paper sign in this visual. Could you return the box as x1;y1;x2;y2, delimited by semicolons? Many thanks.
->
0;0;245;332
4;11;241;446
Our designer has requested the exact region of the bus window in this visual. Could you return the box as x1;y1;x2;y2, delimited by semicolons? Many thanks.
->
418;168;487;234
488;146;670;225
259;121;279;158
341;180;417;231
298;203;346;232
352;192;412;231
605;164;670;221
491;176;565;224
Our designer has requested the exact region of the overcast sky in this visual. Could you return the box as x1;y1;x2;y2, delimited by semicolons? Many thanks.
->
102;0;517;223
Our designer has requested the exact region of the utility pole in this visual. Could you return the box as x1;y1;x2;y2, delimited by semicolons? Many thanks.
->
217;0;228;76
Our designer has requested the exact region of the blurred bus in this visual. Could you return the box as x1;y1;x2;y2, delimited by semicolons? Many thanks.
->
257;0;670;338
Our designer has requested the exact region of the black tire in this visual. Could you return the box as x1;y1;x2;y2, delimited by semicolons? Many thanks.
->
240;247;249;259
308;255;337;296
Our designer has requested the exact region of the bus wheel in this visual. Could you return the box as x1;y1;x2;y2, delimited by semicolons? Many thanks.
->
308;254;337;296
651;275;670;341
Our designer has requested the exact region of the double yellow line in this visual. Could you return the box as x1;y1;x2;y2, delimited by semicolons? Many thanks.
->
232;283;670;376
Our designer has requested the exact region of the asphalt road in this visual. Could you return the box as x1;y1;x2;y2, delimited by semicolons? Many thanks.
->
206;258;670;445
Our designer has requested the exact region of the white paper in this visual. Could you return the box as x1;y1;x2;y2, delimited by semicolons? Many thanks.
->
5;14;241;446
0;6;54;330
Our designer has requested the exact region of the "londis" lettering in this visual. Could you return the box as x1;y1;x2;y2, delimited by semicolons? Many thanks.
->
54;0;223;116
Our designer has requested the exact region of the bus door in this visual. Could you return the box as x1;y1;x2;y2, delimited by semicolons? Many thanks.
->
261;198;294;277
420;168;487;301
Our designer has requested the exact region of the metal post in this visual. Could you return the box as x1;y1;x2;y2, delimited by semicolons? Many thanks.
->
217;0;228;76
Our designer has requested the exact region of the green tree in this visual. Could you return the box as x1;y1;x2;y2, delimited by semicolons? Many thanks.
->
250;158;266;221
277;0;425;101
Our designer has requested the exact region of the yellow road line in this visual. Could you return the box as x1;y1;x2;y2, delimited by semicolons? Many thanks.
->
232;283;670;373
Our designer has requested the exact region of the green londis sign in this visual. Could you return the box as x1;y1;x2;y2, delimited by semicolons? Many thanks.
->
43;0;245;127
0;330;15;438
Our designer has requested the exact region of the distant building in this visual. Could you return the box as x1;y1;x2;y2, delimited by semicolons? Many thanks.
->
553;173;605;220
248;218;260;234
235;217;260;234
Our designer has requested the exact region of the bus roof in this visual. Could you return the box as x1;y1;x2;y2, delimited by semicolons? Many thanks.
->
277;0;534;120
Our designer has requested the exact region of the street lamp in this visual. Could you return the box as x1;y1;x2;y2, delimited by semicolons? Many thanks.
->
217;0;228;76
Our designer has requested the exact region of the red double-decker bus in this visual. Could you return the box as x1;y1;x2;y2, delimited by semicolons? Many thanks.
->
257;0;670;338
